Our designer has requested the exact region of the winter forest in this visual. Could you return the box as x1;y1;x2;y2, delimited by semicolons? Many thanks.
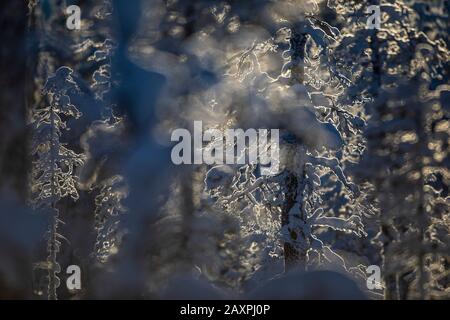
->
0;0;448;300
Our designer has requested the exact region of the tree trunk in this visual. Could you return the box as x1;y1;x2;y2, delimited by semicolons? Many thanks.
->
281;25;308;271
289;26;306;86
281;173;300;270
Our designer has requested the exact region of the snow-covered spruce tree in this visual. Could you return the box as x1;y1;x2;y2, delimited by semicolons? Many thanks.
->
30;67;85;300
354;9;449;296
27;0;102;298
85;3;127;265
333;0;449;299
328;0;449;298
201;0;369;281
358;79;449;299
68;0;130;266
